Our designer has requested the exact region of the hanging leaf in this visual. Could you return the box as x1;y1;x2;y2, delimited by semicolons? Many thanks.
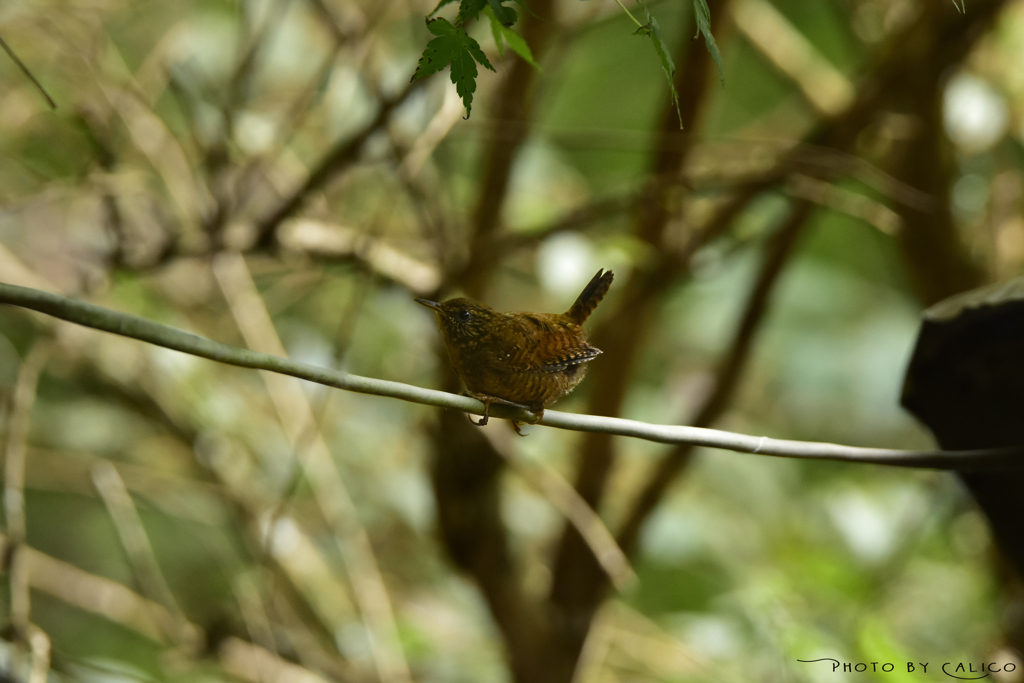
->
486;0;518;26
456;0;487;23
457;0;519;25
636;13;681;128
486;5;539;69
412;17;496;118
693;0;725;85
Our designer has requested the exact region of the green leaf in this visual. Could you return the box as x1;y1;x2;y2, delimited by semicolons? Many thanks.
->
456;0;487;23
427;0;458;18
412;18;496;118
485;5;539;69
692;0;725;85
951;0;965;11
486;0;517;26
460;0;518;26
638;13;681;129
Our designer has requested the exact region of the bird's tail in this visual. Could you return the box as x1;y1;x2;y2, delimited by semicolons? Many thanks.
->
566;269;614;324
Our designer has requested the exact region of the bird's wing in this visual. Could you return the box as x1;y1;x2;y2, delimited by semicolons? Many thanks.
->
497;314;601;373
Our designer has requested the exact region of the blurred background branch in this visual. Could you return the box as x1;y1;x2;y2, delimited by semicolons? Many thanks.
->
3;340;52;683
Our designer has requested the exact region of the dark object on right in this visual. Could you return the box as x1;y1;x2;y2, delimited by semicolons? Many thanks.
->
902;278;1024;574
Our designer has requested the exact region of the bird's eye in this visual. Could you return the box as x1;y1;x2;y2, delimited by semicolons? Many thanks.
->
457;309;471;322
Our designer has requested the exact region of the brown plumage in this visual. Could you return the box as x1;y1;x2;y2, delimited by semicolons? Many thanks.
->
417;269;614;434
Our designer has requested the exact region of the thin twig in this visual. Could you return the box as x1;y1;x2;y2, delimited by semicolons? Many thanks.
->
0;531;334;682
612;0;645;29
1;281;1022;469
278;219;441;295
0;532;177;641
3;340;52;682
0;33;56;109
253;78;423;249
213;254;412;683
24;627;50;683
786;173;901;234
262;214;382;546
732;0;854;116
219;636;333;683
571;602;615;683
617;200;813;555
478;428;637;591
203;450;367;678
303;0;363;43
92;460;198;650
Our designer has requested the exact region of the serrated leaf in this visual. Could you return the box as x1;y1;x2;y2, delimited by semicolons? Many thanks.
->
693;0;725;85
456;0;487;24
464;30;495;71
427;0;458;18
485;5;539;69
486;0;517;26
640;13;681;129
412;19;457;80
412;18;495;118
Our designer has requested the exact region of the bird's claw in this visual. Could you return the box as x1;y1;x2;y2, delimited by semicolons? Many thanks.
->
470;398;491;427
511;409;543;437
465;397;540;436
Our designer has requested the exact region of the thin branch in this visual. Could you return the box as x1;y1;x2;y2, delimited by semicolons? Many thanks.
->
612;0;645;29
731;0;854;116
278;219;441;296
571;603;615;683
24;627;49;683
399;77;465;180
477;429;637;592
0;532;180;642
617;200;813;555
0;532;335;683
303;0;364;44
213;254;412;683
0;33;56;109
3;339;52;683
99;80;213;231
219;636;333;683
499;188;647;250
252;78;423;249
786;174;901;235
1;282;1022;469
204;450;369;679
92;460;198;650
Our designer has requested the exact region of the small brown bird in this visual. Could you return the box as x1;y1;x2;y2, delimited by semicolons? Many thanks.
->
416;269;614;434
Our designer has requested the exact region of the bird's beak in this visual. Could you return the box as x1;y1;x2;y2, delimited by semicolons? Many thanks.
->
415;299;442;312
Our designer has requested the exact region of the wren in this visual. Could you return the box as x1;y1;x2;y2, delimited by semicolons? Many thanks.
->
416;269;614;434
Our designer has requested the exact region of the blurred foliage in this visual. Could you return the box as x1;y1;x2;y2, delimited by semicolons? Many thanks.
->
0;0;1023;682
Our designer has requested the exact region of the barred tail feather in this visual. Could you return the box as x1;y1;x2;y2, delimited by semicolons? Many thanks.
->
566;269;614;324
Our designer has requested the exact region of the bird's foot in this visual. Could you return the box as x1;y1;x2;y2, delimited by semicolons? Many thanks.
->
465;394;538;436
469;398;491;427
511;409;543;437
